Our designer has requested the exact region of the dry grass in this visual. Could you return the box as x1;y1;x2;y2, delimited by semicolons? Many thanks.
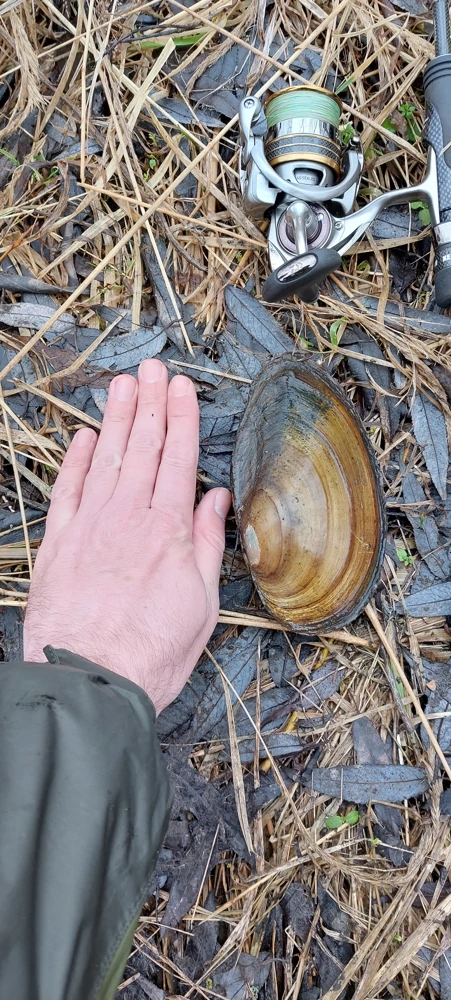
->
0;0;451;997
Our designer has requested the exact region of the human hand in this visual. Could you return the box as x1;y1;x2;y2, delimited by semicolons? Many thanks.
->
24;360;231;713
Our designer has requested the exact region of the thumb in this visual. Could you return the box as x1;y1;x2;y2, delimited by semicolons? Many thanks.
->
193;488;231;594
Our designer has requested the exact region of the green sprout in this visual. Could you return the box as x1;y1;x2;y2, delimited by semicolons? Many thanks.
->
396;546;414;567
0;148;20;166
325;815;345;830
340;122;356;145
143;155;157;181
411;200;431;226
325;809;359;830
398;102;421;143
329;317;346;346
382;116;397;135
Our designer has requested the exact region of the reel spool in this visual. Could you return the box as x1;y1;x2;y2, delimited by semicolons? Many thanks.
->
238;82;440;303
264;86;342;179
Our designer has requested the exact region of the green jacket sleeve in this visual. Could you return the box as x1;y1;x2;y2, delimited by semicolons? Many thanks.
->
0;647;172;1000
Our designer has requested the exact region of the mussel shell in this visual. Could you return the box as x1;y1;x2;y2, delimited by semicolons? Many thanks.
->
231;356;385;634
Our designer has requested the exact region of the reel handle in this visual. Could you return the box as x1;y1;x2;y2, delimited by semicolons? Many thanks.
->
262;248;342;303
423;54;451;308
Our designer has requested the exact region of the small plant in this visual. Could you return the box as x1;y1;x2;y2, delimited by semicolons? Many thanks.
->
0;148;20;166
398;101;421;143
340;122;356;145
395;678;405;698
382;116;397;135
396;546;414;566
143;155;157;181
329;317;346;345
325;814;344;829
325;810;359;829
411;200;431;226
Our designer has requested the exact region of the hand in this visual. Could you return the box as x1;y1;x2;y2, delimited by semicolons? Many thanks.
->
24;360;231;714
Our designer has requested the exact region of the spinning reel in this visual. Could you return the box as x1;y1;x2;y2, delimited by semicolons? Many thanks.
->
239;1;451;306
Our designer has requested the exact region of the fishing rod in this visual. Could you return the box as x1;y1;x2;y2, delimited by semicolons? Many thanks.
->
238;0;451;306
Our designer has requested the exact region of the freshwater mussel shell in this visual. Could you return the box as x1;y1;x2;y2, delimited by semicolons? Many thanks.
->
231;356;386;634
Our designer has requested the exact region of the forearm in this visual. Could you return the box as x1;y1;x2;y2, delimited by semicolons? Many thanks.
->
0;647;172;1000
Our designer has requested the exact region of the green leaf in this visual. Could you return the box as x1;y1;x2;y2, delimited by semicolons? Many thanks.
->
344;809;359;825
0;147;20;166
132;31;207;49
339;123;356;145
396;546;413;566
419;206;430;225
382;117;397;134
325;815;345;829
336;74;355;95
329;317;346;345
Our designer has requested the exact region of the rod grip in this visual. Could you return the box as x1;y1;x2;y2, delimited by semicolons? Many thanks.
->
423;54;451;307
262;248;341;303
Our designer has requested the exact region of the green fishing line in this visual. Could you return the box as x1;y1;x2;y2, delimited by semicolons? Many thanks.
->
266;90;341;129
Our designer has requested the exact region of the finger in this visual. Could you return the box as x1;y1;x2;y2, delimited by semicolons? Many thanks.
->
79;374;137;512
150;375;199;531
45;428;98;537
114;359;168;508
193;488;231;595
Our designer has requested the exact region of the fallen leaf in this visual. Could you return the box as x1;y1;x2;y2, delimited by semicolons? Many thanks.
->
411;394;448;500
225;286;293;354
403;473;449;580
404;582;451;617
305;764;428;802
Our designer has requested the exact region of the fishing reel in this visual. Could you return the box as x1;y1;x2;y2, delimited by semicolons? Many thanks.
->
239;82;450;306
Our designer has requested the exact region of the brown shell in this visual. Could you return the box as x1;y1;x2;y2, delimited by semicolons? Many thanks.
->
231;356;386;634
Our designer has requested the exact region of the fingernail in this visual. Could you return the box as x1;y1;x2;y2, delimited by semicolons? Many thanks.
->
112;375;136;402
74;427;96;447
214;489;231;520
170;375;190;397
139;359;164;383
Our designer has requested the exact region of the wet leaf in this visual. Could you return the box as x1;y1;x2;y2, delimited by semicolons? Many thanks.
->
411;394;448;501
178;891;219;980
222;731;306;765
315;883;354;992
344;336;400;438
215;686;298;740
267;635;299;687
298;660;345;709
403;473;449;580
404;582;451;617
280;883;314;941
88;327;166;371
0;271;70;294
142;242;191;353
0;606;23;660
391;0;426;11
150;97;223;128
225;286;294;355
440;948;451;1000
305;764;428;802
213;951;272;999
189;629;266;739
0;302;75;336
221;334;265;381
422;659;451;755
